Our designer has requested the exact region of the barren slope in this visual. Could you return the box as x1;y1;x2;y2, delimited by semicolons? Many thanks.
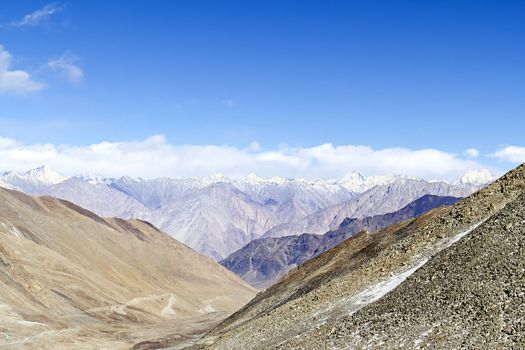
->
186;163;524;349
280;182;525;349
0;188;256;349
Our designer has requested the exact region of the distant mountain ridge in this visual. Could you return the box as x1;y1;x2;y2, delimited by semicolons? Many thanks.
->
221;195;461;288
260;178;481;239
0;166;494;259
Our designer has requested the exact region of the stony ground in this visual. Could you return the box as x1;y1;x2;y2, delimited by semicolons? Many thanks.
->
280;192;525;349
184;164;525;349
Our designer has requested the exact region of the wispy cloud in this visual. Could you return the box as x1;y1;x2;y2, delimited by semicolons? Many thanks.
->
490;146;525;163
0;45;45;94
221;99;235;107
464;148;479;158
48;54;83;84
12;4;62;27
0;135;503;180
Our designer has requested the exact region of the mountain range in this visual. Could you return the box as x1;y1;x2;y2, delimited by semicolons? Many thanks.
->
0;166;494;260
0;162;521;349
184;163;525;350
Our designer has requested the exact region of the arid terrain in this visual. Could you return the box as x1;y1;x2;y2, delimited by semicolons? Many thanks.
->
184;164;525;349
0;188;256;349
1;2;521;349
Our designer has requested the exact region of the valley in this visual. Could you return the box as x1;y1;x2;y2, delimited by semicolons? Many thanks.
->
1;2;521;348
0;187;255;349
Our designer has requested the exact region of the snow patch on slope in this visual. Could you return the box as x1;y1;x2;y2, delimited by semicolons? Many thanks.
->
346;221;484;315
1;221;23;238
312;221;484;328
350;258;430;312
161;295;177;318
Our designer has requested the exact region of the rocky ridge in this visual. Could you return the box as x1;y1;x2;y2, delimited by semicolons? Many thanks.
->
183;163;525;350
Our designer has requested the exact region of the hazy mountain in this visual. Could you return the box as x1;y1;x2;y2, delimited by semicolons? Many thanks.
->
262;178;481;238
110;176;205;209
0;187;256;349
335;171;401;192
184;163;524;350
0;167;494;259
0;165;66;193
46;177;151;218
453;168;496;187
139;182;280;260
234;174;355;223
221;195;460;289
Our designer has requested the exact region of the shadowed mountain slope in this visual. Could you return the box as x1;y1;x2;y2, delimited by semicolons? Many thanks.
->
221;195;460;289
0;188;256;349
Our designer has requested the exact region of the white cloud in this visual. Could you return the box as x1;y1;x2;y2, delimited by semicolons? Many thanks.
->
13;4;62;27
0;135;500;181
490;146;525;163
0;45;44;94
465;148;479;157
48;55;83;83
221;99;235;107
245;141;262;152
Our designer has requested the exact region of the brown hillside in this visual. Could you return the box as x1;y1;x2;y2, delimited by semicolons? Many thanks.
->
0;188;256;349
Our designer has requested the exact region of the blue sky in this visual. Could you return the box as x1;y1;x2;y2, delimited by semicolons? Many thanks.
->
0;1;523;179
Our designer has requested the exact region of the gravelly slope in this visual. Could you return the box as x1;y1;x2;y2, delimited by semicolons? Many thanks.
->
183;163;525;350
282;191;525;349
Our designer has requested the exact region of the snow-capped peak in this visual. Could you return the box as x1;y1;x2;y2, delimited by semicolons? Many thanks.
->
76;173;112;185
337;171;402;193
454;169;495;186
267;176;290;185
240;173;291;185
201;173;231;185
338;171;365;183
23;166;67;185
242;173;267;184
